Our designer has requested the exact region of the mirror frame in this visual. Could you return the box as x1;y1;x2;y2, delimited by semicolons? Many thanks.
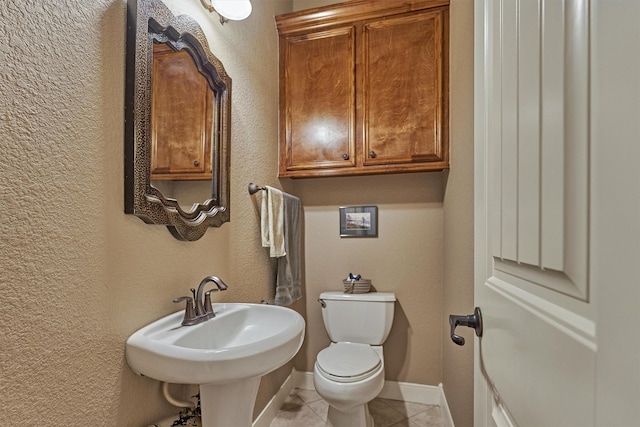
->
125;0;231;241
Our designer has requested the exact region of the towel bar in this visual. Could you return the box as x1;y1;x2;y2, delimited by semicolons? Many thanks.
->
248;183;266;195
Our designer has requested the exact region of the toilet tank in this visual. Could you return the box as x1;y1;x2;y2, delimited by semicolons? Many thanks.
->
319;291;396;345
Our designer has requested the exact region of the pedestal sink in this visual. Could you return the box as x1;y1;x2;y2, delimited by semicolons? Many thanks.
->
126;303;305;426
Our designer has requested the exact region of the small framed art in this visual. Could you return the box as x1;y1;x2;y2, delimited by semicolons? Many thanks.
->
339;205;378;238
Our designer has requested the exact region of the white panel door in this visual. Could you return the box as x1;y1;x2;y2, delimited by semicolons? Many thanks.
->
473;0;640;426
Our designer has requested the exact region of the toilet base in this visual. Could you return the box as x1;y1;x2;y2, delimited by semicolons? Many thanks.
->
326;402;373;427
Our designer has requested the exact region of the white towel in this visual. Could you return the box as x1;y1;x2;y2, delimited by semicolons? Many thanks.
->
261;186;286;258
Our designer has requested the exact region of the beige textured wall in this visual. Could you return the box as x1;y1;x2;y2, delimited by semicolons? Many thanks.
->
293;0;341;9
292;174;445;385
442;1;475;426
0;0;292;425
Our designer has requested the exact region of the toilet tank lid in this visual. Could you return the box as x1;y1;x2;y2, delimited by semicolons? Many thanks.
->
319;291;396;302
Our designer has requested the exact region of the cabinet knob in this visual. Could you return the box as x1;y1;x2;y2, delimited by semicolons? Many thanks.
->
342;153;349;160
369;151;377;158
194;160;200;167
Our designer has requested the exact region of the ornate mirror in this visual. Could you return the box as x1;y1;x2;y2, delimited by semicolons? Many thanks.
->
125;0;231;241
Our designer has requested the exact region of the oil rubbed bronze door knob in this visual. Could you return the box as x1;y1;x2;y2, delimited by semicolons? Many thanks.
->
194;160;200;167
449;307;483;346
342;153;349;160
369;151;377;158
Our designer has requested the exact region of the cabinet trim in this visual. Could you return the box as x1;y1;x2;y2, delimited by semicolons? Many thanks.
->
276;0;450;35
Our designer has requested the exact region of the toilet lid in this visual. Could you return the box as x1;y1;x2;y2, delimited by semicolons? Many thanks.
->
316;343;381;383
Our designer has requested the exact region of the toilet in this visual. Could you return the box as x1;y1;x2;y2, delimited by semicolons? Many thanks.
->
313;291;396;427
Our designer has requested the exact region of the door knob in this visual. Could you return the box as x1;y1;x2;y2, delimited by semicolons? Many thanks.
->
449;307;483;346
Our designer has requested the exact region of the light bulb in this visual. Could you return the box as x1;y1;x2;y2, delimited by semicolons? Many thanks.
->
211;0;252;21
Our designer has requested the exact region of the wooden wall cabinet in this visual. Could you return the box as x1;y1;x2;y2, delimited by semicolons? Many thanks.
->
276;0;449;178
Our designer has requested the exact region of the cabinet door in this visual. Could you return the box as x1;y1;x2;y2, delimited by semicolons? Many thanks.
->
151;44;213;181
279;26;356;176
362;8;448;168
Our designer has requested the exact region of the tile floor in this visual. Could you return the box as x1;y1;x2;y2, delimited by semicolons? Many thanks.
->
269;388;445;427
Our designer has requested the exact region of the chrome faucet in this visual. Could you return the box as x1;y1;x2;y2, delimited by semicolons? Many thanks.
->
173;276;229;326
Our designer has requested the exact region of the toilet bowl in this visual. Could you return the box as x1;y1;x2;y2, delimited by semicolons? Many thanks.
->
313;292;396;427
313;343;385;427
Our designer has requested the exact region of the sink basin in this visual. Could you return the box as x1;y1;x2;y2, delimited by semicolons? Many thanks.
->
126;302;305;384
126;303;305;426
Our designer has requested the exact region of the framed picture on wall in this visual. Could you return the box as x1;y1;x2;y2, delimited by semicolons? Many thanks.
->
339;206;378;238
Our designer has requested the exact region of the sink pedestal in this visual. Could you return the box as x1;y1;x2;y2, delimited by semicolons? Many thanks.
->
199;377;261;427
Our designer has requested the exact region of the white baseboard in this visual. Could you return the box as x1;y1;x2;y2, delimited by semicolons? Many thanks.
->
438;383;455;427
255;370;456;427
253;372;296;427
293;370;449;407
378;379;442;405
293;369;314;390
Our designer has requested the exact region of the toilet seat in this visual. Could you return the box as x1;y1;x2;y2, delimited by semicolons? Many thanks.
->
316;343;381;383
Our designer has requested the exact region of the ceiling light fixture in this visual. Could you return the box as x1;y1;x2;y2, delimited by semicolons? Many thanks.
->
200;0;252;24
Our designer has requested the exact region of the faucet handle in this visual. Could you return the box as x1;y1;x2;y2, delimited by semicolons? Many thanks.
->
204;291;215;318
173;296;197;326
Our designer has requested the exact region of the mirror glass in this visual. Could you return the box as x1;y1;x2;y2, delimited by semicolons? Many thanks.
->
125;0;231;240
150;42;214;212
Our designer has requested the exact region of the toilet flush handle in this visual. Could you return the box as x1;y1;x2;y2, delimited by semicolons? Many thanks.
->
317;298;326;308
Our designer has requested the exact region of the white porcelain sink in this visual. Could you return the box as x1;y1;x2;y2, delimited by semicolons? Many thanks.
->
126;303;305;426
